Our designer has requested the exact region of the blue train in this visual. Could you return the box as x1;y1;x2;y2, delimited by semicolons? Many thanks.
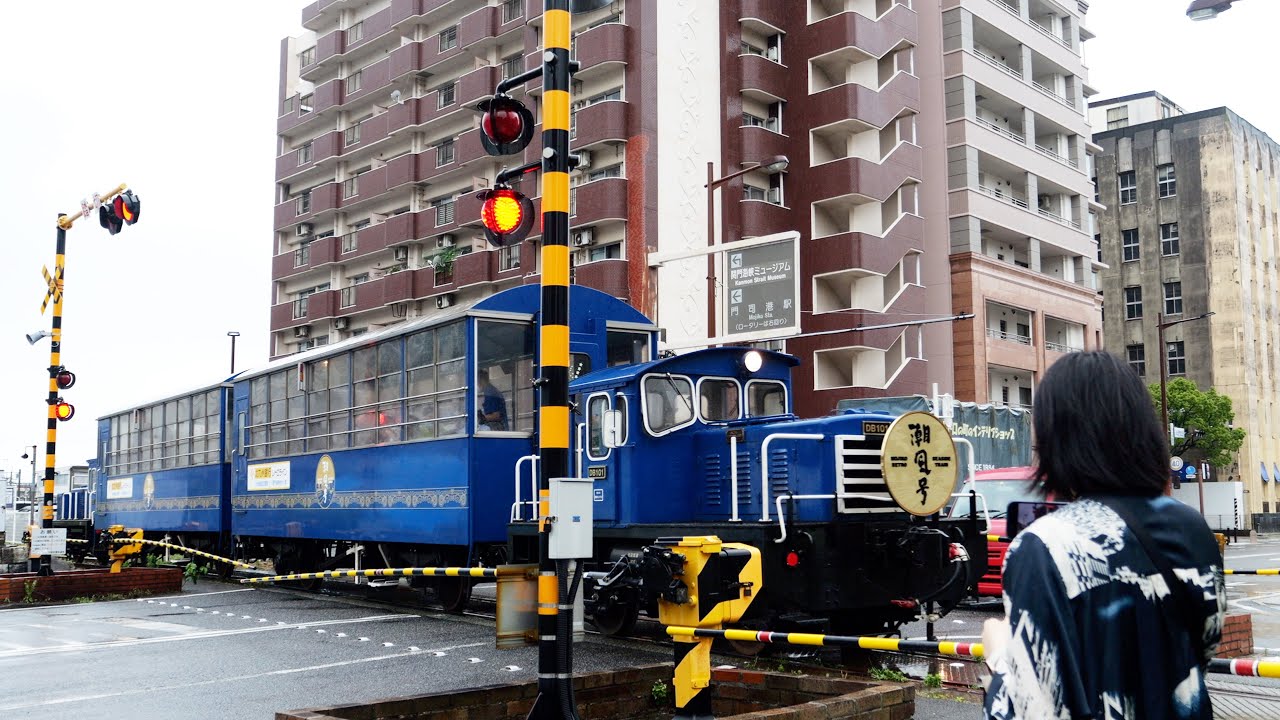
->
93;285;984;634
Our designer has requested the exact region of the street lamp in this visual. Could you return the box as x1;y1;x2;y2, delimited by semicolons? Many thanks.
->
705;155;789;340
25;330;51;345
227;331;241;374
20;446;36;544
1187;0;1239;20
1157;310;1215;512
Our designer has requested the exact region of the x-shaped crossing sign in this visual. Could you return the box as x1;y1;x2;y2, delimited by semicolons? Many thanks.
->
41;262;64;314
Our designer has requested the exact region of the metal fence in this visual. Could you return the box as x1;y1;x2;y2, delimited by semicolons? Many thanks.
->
1252;513;1280;534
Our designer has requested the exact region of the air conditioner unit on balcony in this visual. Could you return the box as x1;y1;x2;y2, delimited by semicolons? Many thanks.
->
437;234;456;248
576;150;593;170
572;228;594;247
436;294;454;309
296;223;313;238
393;246;409;262
294;325;310;339
767;187;781;204
334;317;349;330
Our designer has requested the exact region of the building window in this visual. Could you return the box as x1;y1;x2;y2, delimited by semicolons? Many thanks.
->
344;124;360;146
589;243;622;261
433;196;456;226
499;244;520;271
767;101;783;133
295;191;311;216
1106;105;1129;130
436;138;455;167
1164;281;1183;315
1095;233;1102;262
341;232;358;254
1118;171;1136;205
743;112;765;128
1161;222;1180;256
1167;340;1186;376
1092;176;1099;203
502;54;523;80
437;82;456;109
298;142;313;165
1124;286;1142;320
299;93;314;115
585;164;622;182
347;21;363;44
439;26;458;51
1122;228;1139;262
347;70;362;93
299;46;316;67
743;184;766;201
502;0;523;23
1157;164;1177;198
1126;344;1145;377
343;175;359;199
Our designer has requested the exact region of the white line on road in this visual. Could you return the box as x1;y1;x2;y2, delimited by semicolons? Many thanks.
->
1224;552;1280;560
0;613;408;660
0;641;490;711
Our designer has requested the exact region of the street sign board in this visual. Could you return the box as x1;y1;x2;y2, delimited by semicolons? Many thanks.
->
1184;465;1197;480
30;527;67;558
722;235;799;341
1170;456;1184;472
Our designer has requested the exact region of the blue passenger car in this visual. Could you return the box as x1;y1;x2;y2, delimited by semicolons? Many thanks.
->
95;383;233;554
227;285;654;606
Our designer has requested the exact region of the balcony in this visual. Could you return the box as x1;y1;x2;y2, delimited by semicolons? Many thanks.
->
740;53;788;99
271;289;338;330
273;235;341;279
572;100;628;149
310;30;344;73
574;22;628;79
740;125;791;168
311;183;341;216
574;258;629;300
571;177;627;226
810;149;921;203
738;0;789;30
390;0;454;28
804;2;919;59
452;249;498;289
740;198;792;231
301;0;342;31
808;71;920;132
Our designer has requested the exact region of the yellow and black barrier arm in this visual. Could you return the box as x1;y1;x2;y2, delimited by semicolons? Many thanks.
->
107;538;257;570
240;566;523;584
666;627;1280;679
1224;568;1280;575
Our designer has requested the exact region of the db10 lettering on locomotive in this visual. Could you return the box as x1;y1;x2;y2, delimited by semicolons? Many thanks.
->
93;285;985;630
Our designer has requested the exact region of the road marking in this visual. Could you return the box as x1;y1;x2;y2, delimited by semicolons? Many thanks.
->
0;641;489;712
0;614;408;659
1225;552;1280;560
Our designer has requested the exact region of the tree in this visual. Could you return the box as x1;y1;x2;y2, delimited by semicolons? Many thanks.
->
1148;378;1245;468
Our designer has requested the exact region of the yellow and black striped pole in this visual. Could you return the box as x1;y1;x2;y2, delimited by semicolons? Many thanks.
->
35;218;69;577
529;2;577;719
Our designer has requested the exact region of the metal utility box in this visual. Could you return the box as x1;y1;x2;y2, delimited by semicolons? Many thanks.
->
549;477;593;559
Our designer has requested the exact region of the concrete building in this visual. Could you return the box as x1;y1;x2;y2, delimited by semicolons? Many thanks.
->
917;0;1104;407
1093;103;1280;519
271;0;1100;417
1089;90;1185;130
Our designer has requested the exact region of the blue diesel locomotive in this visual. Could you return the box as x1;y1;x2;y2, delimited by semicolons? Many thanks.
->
94;284;983;631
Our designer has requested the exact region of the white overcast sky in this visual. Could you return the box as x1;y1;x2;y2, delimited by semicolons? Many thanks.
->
0;0;1277;477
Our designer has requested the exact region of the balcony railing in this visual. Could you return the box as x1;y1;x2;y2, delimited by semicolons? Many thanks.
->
1031;80;1075;109
990;0;1020;19
977;183;1029;209
986;328;1031;345
1038;206;1081;229
973;51;1023;79
974;115;1025;145
1045;340;1083;353
1035;143;1079;168
1031;20;1072;50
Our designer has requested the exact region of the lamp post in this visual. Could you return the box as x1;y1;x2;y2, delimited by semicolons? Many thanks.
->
227;331;241;374
1187;0;1240;20
1158;310;1214;512
705;155;789;341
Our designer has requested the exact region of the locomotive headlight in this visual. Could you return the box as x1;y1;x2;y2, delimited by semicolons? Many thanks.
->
741;350;764;374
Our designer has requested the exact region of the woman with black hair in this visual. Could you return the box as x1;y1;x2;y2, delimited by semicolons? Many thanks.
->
982;351;1226;719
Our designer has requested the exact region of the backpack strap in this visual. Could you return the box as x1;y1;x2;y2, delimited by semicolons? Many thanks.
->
1094;496;1206;662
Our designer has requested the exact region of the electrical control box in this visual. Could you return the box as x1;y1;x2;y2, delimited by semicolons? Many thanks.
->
549;477;594;559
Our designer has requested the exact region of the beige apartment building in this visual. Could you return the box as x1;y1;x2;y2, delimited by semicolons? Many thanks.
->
1092;96;1280;520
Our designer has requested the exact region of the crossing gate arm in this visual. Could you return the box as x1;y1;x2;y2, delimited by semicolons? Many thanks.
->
240;566;514;585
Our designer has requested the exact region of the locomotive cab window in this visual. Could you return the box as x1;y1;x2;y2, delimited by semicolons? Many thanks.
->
607;329;650;367
642;374;695;436
586;393;611;459
746;380;788;417
475;319;535;433
697;378;741;422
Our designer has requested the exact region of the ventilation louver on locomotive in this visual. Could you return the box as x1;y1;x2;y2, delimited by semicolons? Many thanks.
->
834;433;897;513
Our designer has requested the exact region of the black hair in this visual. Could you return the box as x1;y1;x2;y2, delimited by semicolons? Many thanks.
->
1032;351;1168;499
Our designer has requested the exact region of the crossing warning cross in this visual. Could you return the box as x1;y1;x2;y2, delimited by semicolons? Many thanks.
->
40;262;64;314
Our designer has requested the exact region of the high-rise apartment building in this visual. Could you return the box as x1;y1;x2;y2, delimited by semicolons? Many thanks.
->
1092;99;1280;520
272;0;1099;418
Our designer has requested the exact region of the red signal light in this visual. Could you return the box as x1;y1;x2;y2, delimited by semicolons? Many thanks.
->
478;95;535;156
785;551;801;568
54;401;75;421
479;187;534;247
55;367;76;389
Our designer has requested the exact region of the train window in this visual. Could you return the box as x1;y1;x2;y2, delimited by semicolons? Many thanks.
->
615;394;629;444
328;352;351;449
249;376;268;459
586;394;610;459
607;330;649;367
697;378;741;422
307;359;330;452
162;400;178;469
642;374;695;435
203;390;220;464
378;340;404;444
287;367;306;455
435;321;467;437
353;347;378;447
267;371;288;457
175;396;191;468
746;380;787;417
476;320;536;433
406;329;438;440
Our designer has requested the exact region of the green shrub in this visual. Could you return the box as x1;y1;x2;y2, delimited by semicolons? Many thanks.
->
924;673;943;689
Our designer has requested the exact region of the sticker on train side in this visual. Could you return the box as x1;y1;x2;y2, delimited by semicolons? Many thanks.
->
248;461;291;491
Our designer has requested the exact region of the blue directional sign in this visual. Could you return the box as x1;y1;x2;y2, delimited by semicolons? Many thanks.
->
1184;465;1197;479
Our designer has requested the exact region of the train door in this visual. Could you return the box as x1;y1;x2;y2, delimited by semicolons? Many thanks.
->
581;390;630;524
232;388;250;510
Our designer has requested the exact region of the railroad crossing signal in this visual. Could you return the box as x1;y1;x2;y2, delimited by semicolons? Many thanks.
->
53;400;75;421
477;94;535;156
99;189;141;235
479;187;535;246
40;262;64;314
476;94;537;248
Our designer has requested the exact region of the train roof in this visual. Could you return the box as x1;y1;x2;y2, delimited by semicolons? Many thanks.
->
571;346;799;391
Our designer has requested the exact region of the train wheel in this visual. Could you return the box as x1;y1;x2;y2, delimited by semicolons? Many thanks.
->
274;552;323;592
432;577;472;613
589;601;639;637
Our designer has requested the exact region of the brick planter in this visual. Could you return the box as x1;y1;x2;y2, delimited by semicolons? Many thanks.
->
277;664;913;720
0;567;181;602
1216;613;1254;658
